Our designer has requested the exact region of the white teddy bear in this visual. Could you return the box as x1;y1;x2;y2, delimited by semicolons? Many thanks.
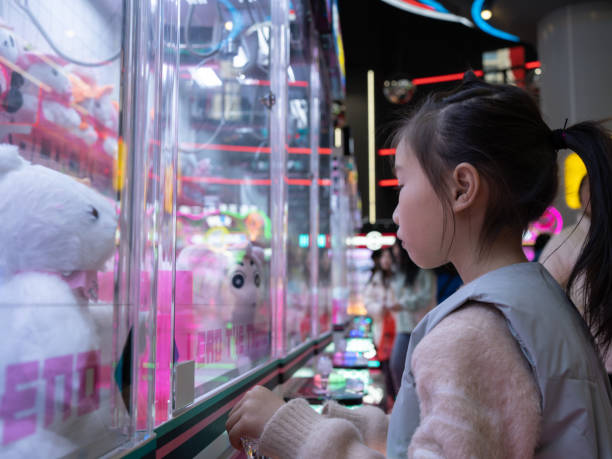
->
0;143;118;458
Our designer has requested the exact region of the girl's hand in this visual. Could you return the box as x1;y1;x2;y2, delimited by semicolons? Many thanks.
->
226;385;286;450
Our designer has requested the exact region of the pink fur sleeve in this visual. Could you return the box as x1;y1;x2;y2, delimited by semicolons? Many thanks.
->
409;303;542;459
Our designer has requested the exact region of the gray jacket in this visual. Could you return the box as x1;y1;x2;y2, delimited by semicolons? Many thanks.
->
387;262;612;458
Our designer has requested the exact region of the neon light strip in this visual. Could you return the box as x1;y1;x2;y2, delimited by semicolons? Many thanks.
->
286;178;312;186
181;176;271;185
180;176;331;186
471;0;520;42
378;148;396;156
525;61;541;69
383;62;540;89
400;0;435;10
413;70;484;85
380;0;473;27
179;143;331;155
367;70;376;224
379;178;399;187
417;0;449;13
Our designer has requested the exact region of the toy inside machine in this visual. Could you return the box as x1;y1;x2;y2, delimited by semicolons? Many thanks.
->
0;21;119;197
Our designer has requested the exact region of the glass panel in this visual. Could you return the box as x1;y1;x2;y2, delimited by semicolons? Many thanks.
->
286;0;313;351
318;66;333;334
174;0;273;400
0;0;133;456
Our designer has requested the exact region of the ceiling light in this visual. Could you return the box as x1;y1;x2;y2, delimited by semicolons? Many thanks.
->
481;9;492;20
191;67;222;87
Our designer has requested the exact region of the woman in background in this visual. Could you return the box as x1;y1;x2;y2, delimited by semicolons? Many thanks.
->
362;247;397;405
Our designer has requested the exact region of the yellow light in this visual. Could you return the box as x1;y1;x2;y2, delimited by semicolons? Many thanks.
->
367;70;376;224
481;9;492;20
334;127;342;148
565;153;587;209
224;21;233;31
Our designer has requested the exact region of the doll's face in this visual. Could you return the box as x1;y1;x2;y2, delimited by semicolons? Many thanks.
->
0;146;117;274
225;253;262;322
28;63;71;94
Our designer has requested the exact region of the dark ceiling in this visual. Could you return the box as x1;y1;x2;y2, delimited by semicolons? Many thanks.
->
442;0;601;45
336;0;594;228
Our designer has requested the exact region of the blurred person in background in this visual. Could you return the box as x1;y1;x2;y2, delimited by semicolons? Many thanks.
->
363;247;397;406
540;175;612;378
434;262;462;304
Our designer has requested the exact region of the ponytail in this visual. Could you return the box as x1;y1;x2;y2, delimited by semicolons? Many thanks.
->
563;121;612;355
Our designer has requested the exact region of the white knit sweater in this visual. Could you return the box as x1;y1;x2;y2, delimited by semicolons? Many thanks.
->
259;304;541;459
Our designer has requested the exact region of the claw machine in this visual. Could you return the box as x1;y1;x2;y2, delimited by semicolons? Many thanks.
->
0;0;167;456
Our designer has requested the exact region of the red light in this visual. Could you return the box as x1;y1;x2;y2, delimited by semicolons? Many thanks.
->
287;178;312;186
525;61;541;69
287;147;310;154
400;0;435;10
413;70;484;86
181;176;271;186
379;179;398;187
378;148;396;156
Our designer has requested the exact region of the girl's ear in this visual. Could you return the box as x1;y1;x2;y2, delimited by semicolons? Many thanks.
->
450;162;482;213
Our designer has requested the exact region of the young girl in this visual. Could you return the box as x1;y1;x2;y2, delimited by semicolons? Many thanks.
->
225;73;612;458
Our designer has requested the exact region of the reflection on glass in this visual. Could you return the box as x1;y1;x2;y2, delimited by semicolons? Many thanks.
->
0;0;127;456
286;0;313;351
174;0;274;400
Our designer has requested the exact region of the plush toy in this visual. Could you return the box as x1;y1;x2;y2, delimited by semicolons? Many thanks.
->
176;242;266;369
69;71;118;149
0;143;117;458
17;53;82;131
0;20;23;114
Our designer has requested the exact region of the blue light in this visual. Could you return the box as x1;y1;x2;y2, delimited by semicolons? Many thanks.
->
471;0;520;42
418;0;449;13
298;234;309;248
317;234;326;248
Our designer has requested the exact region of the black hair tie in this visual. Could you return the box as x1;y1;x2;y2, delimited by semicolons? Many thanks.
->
550;129;567;150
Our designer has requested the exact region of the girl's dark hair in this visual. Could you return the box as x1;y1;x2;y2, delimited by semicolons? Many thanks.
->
395;71;612;354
